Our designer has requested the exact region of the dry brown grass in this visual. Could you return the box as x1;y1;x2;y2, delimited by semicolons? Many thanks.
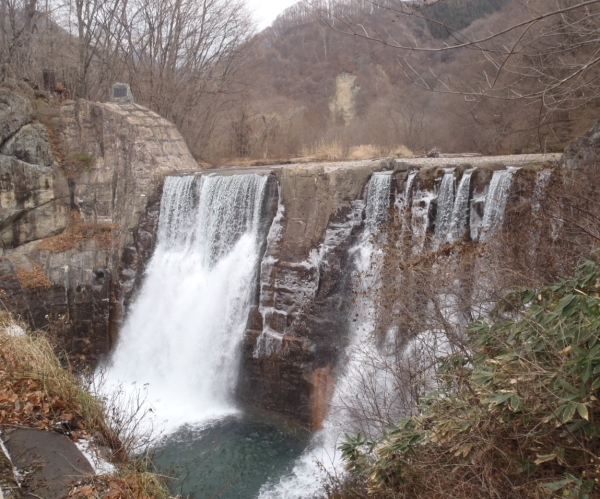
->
0;312;113;443
68;462;173;499
0;313;174;498
38;212;118;253
348;144;380;160
303;139;347;161
392;145;415;158
347;144;415;160
15;261;52;290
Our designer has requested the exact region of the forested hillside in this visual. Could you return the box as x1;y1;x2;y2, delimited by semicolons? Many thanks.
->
207;0;600;164
425;0;508;38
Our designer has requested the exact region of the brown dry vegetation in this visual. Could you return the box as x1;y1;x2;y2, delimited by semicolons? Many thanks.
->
0;312;116;446
38;212;118;253
15;261;52;290
4;0;596;166
203;0;600;165
67;466;172;499
0;313;173;498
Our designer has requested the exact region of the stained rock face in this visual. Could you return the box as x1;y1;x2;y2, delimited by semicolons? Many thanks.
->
240;163;374;425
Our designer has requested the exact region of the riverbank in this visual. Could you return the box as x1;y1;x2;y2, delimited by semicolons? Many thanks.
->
0;312;171;498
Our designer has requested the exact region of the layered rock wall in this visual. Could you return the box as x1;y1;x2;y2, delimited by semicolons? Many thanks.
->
239;163;374;424
237;155;559;427
0;84;197;360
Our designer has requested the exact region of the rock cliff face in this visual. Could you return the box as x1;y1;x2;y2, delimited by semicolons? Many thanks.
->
0;83;197;360
240;163;374;425
233;155;557;427
0;89;70;249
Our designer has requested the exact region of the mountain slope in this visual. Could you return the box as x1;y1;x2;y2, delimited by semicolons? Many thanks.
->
202;0;599;163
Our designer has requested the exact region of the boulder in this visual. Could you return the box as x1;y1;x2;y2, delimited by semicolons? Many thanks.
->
563;119;600;169
0;155;70;248
1;123;55;166
0;89;32;145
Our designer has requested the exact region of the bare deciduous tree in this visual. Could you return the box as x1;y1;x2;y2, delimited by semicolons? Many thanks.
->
1;0;254;161
308;0;600;148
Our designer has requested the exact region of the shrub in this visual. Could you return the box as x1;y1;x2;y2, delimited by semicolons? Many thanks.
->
62;151;97;178
338;258;600;499
0;312;115;446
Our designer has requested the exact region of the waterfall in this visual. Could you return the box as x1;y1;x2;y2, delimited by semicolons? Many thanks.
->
434;170;456;246
397;170;418;243
532;170;551;213
448;169;475;242
366;172;392;227
480;168;517;240
411;191;435;252
258;173;393;499
106;173;271;432
402;170;418;208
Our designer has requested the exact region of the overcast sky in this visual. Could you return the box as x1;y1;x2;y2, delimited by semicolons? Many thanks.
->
247;0;300;29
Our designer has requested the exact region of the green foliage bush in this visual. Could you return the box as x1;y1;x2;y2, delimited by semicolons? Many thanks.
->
339;258;600;498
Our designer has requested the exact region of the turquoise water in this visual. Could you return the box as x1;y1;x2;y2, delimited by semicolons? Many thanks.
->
154;411;311;499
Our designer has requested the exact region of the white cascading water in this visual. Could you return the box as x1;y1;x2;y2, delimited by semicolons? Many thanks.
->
532;170;551;214
434;170;456;247
411;190;435;252
365;172;393;227
397;170;418;243
106;173;270;432
480;168;517;240
404;170;418;202
448;169;475;242
258;173;393;499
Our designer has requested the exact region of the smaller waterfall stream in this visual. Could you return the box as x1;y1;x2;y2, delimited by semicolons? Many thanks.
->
448;169;475;242
258;173;393;499
402;170;418;206
434;170;456;247
398;170;418;242
411;191;435;251
480;168;517;240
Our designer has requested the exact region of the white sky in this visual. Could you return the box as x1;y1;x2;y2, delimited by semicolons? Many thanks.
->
247;0;300;29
